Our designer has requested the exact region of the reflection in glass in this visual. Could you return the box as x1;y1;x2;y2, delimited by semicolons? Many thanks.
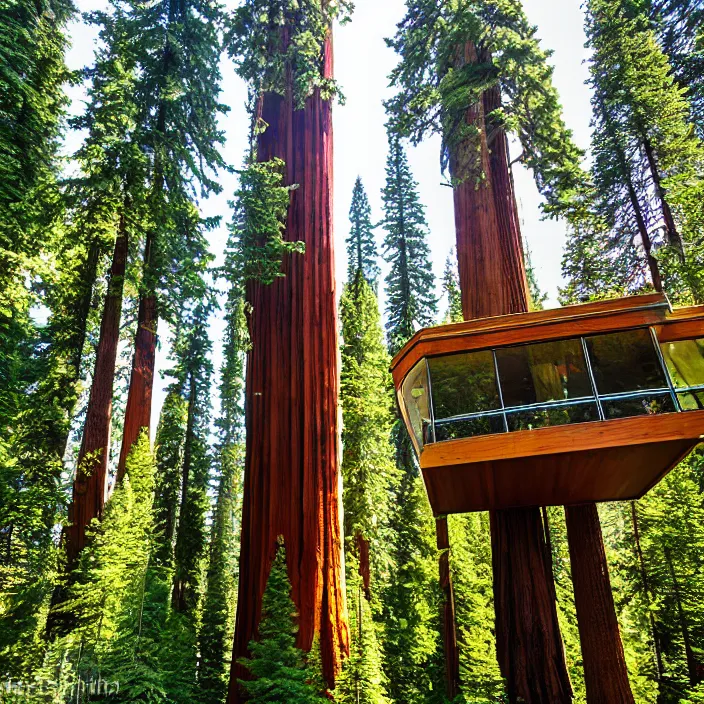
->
677;391;704;411
435;414;505;442
601;393;676;420
496;339;593;408
506;402;600;431
586;329;668;395
401;361;432;449
428;351;500;419
660;338;704;389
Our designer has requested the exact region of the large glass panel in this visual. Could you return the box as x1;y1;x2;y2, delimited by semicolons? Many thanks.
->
435;413;506;442
495;339;593;409
586;329;669;395
401;361;432;449
601;392;676;420
506;401;600;432
428;351;500;420
660;338;704;389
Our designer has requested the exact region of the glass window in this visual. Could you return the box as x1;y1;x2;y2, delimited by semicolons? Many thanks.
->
496;339;594;409
435;413;506;442
506;402;600;432
428;351;500;420
601;393;676;420
660;338;704;389
401;361;432;449
586;329;669;395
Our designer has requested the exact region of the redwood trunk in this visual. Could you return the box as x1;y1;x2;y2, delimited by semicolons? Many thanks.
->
117;231;157;481
491;508;572;702
227;35;348;703
64;214;128;567
565;504;635;703
450;45;570;704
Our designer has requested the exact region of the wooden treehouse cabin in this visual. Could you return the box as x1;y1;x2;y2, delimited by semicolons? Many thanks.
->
391;293;704;515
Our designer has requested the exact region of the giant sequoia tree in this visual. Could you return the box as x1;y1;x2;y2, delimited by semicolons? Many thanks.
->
227;2;351;699
387;1;633;701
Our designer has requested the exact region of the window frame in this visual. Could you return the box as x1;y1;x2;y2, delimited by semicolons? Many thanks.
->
408;325;688;447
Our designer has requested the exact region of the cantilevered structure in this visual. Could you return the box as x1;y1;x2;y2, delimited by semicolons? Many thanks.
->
391;293;704;515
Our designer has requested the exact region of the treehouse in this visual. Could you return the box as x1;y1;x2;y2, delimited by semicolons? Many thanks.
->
391;293;704;515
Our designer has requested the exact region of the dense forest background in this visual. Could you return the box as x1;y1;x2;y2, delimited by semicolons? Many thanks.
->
1;0;704;702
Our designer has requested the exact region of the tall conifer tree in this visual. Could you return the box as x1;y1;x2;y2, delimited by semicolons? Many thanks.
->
346;177;380;289
379;134;445;703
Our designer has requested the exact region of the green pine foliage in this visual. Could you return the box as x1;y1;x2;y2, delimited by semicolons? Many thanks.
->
336;556;392;704
228;0;353;107
381;135;437;355
347;177;380;290
386;0;587;214
562;0;704;304
230;157;304;286
197;279;248;704
340;272;398;582
381;463;446;704
239;540;328;704
37;431;160;701
446;513;504;702
441;251;463;324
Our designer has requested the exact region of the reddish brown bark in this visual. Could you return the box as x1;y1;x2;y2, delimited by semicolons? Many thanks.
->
436;517;460;701
450;44;570;703
64;214;128;568
117;230;157;482
565;504;635;703
355;531;371;597
227;35;348;703
491;509;572;703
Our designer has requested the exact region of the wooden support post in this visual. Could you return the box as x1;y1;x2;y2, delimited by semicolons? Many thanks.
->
436;517;460;700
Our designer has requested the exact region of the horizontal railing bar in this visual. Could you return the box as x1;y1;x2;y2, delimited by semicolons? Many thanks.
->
433;389;679;425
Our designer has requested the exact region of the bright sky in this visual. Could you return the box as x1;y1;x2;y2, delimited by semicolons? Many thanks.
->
64;0;595;428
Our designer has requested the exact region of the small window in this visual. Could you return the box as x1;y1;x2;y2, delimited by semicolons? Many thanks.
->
428;351;500;419
401;361;432;449
660;337;704;411
435;413;505;442
586;329;668;394
495;339;593;408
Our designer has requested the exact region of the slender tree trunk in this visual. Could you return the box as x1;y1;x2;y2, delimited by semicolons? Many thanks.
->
227;33;348;703
630;502;665;679
436;517;460;700
664;546;699;685
642;134;682;256
449;45;570;703
597;98;663;291
64;213;128;568
117;228;158;482
565;504;635;703
172;374;196;612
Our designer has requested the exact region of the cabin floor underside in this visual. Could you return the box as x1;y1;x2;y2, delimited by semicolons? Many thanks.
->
419;411;704;514
422;439;693;514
